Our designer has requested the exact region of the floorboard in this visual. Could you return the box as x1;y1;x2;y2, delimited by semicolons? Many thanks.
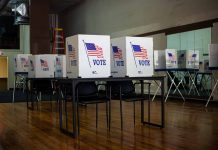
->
0;100;218;150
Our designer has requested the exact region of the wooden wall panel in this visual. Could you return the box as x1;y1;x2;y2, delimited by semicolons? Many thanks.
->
30;0;50;54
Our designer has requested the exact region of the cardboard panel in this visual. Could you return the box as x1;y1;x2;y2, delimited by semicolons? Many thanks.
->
111;37;153;77
14;54;32;72
66;34;111;78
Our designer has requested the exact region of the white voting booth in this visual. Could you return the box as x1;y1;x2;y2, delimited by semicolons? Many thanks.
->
154;49;179;70
66;34;111;78
154;49;185;101
111;36;153;77
206;44;218;107
28;54;57;78
154;50;166;70
165;49;178;69
208;44;218;68
55;55;67;78
14;54;32;72
178;50;199;69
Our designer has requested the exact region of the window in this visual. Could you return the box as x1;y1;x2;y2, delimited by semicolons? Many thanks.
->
167;28;211;61
0;16;20;49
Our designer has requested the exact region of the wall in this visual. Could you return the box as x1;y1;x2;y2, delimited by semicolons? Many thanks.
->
30;0;50;54
60;0;218;97
60;0;218;38
1;25;30;89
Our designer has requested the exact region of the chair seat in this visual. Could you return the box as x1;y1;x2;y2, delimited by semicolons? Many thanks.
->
79;99;109;104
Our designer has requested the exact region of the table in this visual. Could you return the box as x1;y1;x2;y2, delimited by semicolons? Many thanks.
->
155;69;199;102
57;76;165;138
196;71;212;96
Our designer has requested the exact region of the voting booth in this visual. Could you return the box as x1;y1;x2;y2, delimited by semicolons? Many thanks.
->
178;50;199;69
165;49;178;69
28;54;56;78
154;50;166;70
111;36;153;77
206;44;218;107
208;44;218;68
55;55;67;78
14;54;32;72
66;34;111;78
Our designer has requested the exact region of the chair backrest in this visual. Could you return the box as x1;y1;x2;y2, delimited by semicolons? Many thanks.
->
108;81;135;95
32;80;53;92
76;82;98;97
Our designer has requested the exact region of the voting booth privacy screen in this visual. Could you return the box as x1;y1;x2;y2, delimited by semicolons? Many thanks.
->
208;44;218;68
66;34;111;78
165;49;178;69
14;54;32;72
154;50;166;70
178;50;199;69
55;55;67;78
28;54;57;78
111;36;153;77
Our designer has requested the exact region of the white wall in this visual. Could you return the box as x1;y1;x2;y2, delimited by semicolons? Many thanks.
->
1;25;30;89
61;0;218;37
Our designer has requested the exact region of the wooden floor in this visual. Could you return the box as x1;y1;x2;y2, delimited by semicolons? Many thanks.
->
0;100;218;150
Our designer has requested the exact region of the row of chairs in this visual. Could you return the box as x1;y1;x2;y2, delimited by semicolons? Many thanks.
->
27;79;151;133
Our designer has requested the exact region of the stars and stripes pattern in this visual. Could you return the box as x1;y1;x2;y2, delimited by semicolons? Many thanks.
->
85;43;103;58
20;57;28;66
112;46;122;59
56;57;61;66
40;59;48;68
168;52;176;61
68;44;76;59
132;44;148;59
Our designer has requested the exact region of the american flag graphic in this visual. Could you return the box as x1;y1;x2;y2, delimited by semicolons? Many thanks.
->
132;44;148;59
192;54;197;58
168;53;176;61
190;53;197;61
40;59;48;68
56;57;61;66
68;44;76;59
112;46;122;59
21;57;28;66
85;43;103;58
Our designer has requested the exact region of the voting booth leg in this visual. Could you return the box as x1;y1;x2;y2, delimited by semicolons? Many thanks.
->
188;72;200;96
165;71;185;102
172;71;188;95
200;74;211;96
152;80;161;101
205;80;218;107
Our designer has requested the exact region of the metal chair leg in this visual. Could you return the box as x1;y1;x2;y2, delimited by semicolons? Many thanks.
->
96;103;98;128
76;102;80;135
133;101;135;125
120;99;123;130
106;102;108;128
65;97;68;130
